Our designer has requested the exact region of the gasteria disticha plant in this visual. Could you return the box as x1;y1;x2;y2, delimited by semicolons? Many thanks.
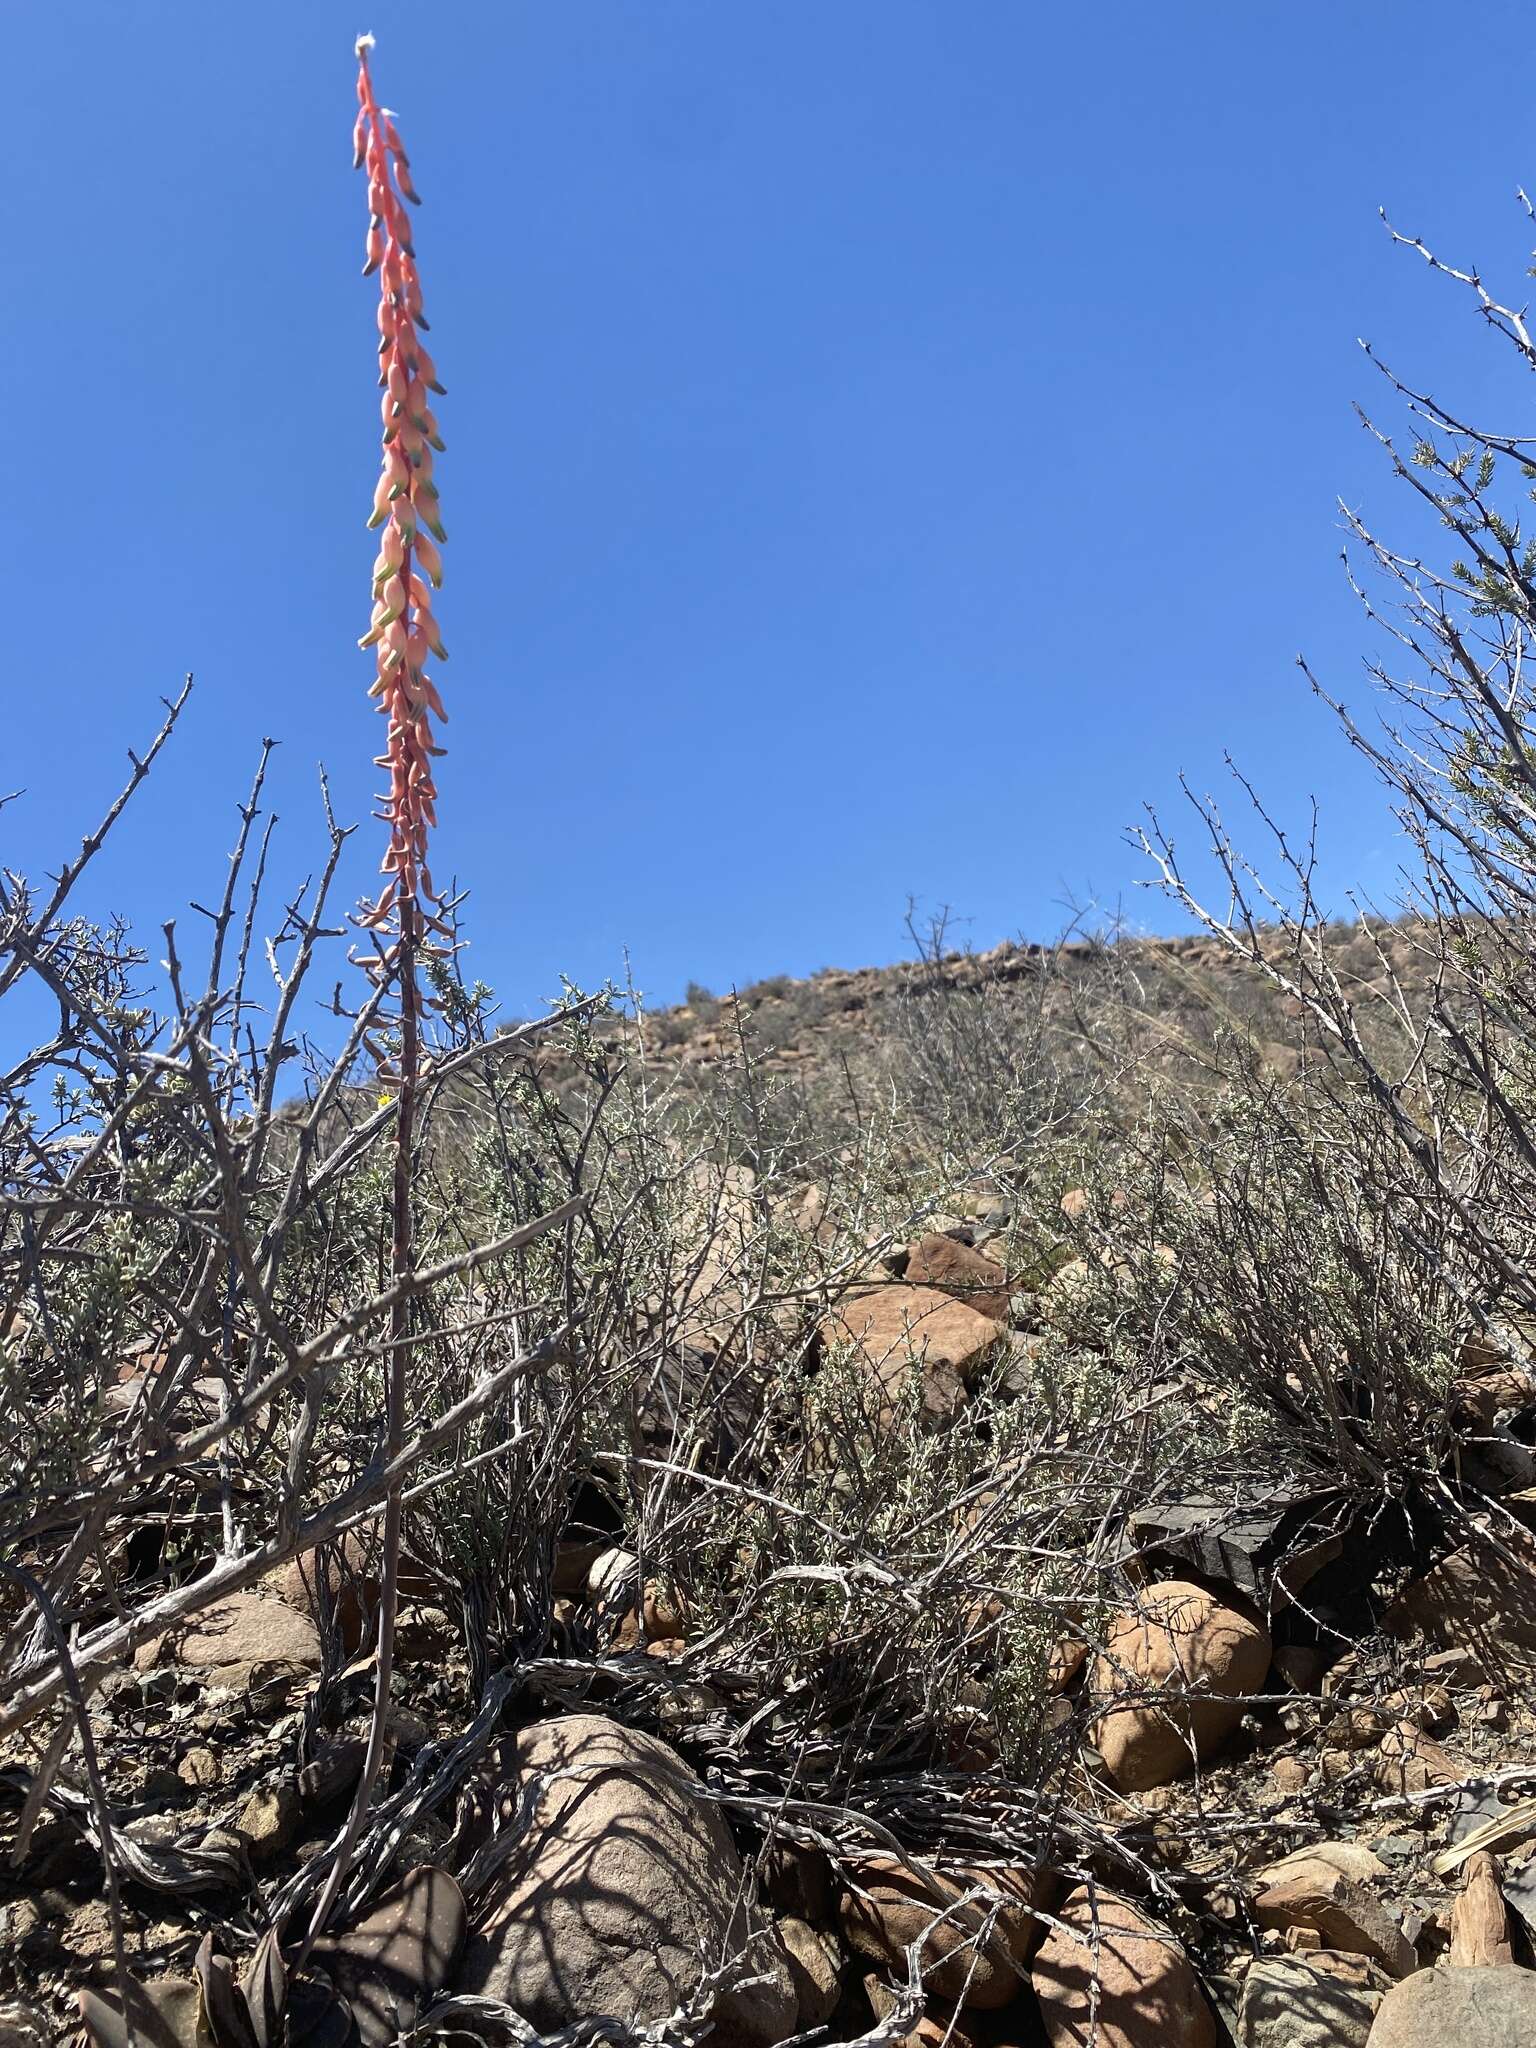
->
308;30;453;1934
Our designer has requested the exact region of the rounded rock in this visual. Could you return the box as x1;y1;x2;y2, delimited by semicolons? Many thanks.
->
1031;1884;1216;2048
1366;1964;1536;2045
457;1714;794;2047
1090;1581;1271;1791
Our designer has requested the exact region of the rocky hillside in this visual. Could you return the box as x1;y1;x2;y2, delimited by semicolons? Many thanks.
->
614;919;1440;1102
7;914;1536;2048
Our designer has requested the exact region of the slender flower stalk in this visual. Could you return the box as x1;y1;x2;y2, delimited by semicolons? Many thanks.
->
303;33;450;1948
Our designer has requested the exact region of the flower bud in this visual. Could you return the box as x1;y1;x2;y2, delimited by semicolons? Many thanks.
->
413;530;443;586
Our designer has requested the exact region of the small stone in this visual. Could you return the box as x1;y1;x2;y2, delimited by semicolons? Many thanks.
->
1372;1721;1458;1797
1382;1684;1453;1733
236;1781;302;1861
1270;1757;1311;1795
176;1746;219;1790
1338;1706;1392;1750
1423;1647;1478;1681
1399;1904;1434;1950
1367;1838;1416;1866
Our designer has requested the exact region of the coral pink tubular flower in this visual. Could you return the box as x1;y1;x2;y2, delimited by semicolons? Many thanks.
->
355;38;446;920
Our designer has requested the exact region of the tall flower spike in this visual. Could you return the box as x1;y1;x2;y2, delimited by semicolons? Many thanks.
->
304;38;451;1957
356;35;446;918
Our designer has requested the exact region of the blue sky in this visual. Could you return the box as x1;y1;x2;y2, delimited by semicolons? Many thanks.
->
6;2;1533;1023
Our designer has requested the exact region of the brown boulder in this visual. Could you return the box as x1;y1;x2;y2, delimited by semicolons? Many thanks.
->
823;1285;1004;1431
1366;1965;1536;2044
840;1860;1053;2010
1238;1953;1385;2047
1252;1847;1415;1977
1030;1885;1215;2047
133;1591;319;1691
457;1715;794;2046
1386;1523;1536;1686
904;1235;1014;1323
1089;1582;1271;1790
